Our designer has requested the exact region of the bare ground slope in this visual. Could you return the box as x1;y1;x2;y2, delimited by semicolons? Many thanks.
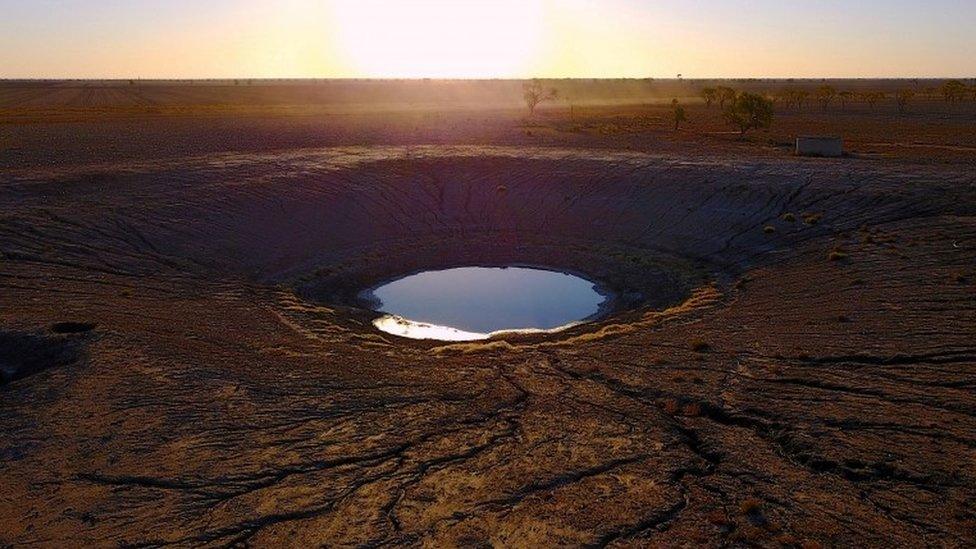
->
1;82;975;547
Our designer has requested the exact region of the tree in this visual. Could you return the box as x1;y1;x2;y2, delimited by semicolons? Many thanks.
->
701;87;718;108
941;80;967;104
716;86;737;109
838;91;855;110
895;89;915;114
523;79;558;115
774;89;793;108
671;98;687;130
724;92;774;136
816;85;837;110
797;90;810;110
861;91;885;110
784;89;810;110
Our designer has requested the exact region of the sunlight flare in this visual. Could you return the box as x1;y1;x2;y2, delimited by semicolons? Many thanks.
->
328;0;545;78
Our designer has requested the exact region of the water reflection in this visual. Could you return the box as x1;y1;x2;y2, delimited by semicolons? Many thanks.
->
367;267;607;341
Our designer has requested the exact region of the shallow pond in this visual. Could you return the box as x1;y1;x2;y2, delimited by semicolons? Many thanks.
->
367;267;608;341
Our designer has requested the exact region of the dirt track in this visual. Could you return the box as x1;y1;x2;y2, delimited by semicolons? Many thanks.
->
2;82;976;547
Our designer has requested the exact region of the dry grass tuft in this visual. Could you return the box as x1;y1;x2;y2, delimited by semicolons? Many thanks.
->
563;323;637;343
763;225;777;234
781;212;796;223
682;402;702;417
706;510;730;526
351;333;391;346
739;499;762;514
775;533;799;546
431;340;517;355
802;212;823;225
691;339;711;353
828;249;849;261
661;398;681;415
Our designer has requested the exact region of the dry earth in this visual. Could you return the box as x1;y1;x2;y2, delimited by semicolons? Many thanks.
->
1;81;975;547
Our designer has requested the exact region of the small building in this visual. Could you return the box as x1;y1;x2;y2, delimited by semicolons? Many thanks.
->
796;136;843;157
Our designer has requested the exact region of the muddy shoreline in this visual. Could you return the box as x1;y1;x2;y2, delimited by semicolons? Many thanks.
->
358;264;622;340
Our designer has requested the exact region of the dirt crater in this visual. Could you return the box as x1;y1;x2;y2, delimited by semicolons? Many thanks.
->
4;147;932;341
2;144;974;546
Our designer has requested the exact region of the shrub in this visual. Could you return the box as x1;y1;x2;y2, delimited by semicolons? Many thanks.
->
782;212;796;222
763;225;776;234
671;98;687;130
724;92;774;136
828;249;849;261
691;339;711;352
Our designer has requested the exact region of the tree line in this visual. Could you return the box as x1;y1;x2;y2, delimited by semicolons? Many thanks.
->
702;80;975;115
519;79;973;138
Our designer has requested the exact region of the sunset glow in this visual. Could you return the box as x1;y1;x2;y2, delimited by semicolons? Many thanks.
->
1;0;974;78
330;0;544;78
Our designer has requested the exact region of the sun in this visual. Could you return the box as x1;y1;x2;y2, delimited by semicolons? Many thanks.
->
328;0;544;78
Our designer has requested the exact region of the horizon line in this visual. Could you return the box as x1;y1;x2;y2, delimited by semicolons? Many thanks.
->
2;76;974;82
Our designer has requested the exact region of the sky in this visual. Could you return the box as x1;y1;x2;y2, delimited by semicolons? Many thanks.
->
1;0;974;79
